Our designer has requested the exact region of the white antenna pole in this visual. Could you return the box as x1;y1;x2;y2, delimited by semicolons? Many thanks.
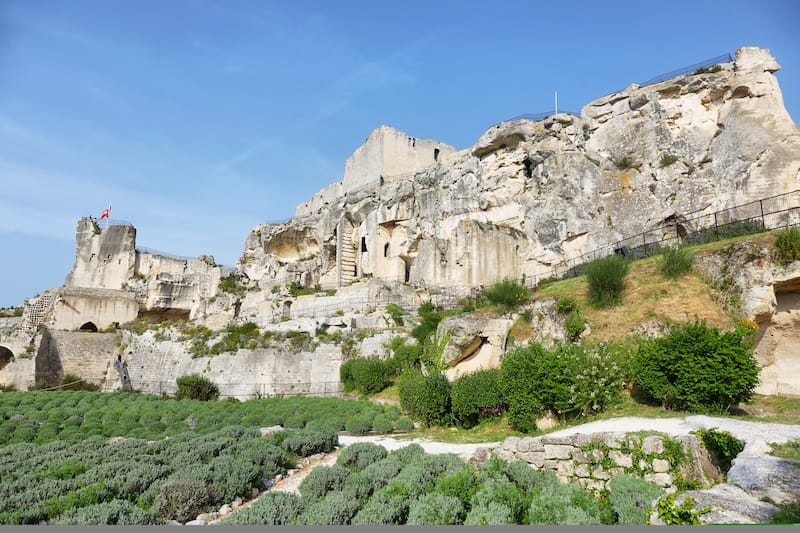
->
555;91;558;115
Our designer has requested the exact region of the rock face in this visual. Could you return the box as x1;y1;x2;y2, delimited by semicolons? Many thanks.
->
238;46;800;296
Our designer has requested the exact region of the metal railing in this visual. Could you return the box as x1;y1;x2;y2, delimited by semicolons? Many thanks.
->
490;110;581;129
530;189;800;286
639;53;733;87
135;247;196;261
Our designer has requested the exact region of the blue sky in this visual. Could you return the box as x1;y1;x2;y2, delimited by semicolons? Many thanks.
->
1;0;798;307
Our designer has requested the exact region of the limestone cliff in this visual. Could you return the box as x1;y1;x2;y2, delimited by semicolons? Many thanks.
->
237;47;799;295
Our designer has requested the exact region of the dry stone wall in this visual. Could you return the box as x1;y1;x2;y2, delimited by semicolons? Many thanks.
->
481;431;720;494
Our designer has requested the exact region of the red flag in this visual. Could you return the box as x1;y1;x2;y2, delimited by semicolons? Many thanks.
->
100;206;111;219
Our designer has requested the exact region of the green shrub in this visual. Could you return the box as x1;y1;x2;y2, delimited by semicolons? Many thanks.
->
464;501;513;525
500;342;625;431
55;499;154;525
393;417;414;432
397;371;451;426
471;477;524;522
360;457;404;494
483;278;530;310
351;487;408;525
660;246;693;278
219;491;301;525
298;465;352;499
390;341;424;373
528;481;603;524
564;311;587;342
632;321;760;412
696;427;744;473
505;459;558;494
337;442;388;472
585;255;629;308
153;478;215;523
407;493;463;525
774;227;800;265
555;296;578;315
411;301;442;343
344;412;374;434
295;490;360;525
385;304;405;326
450;369;506;427
175;374;219;401
280;426;338;457
608;474;664;524
656;494;710;525
340;356;390;396
372;414;394;434
435;467;478;509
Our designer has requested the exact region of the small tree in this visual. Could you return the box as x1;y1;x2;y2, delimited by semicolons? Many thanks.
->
175;374;220;401
632;320;759;412
483;278;530;310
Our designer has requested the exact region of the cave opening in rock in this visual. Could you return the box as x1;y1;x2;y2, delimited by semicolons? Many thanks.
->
0;346;13;371
79;322;98;332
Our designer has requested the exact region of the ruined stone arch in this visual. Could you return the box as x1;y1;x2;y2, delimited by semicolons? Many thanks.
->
0;346;13;371
79;321;98;332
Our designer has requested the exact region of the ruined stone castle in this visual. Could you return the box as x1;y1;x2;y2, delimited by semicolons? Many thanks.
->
1;46;799;398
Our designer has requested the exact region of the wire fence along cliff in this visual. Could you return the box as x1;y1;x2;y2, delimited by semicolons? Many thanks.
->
530;189;800;286
135;246;196;262
638;53;733;87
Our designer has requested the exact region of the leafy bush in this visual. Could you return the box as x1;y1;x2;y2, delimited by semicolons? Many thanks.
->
407;493;463;525
54;499;154;525
696;427;744;473
351;487;408;525
337;442;388;472
471;477;524;523
660;246;693;278
656;494;709;525
175;375;219;401
360;457;404;494
464;501;513;525
393;417;414;432
528;481;603;524
774;227;800;265
385;303;405;326
295;490;360;525
585;255;629;308
555;296;578;315
564;310;587;342
344;412;374;434
483;278;530;310
435;467;478;509
411;301;442;343
500;342;625;431
280;427;338;457
397;370;451;426
153;478;215;523
339;356;390;396
632;321;760;412
219;492;301;525
372;414;394;433
450;369;506;427
608;474;664;525
298;465;352;500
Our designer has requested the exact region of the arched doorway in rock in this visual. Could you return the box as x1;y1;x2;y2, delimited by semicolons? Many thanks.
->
79;322;98;332
0;346;13;371
282;301;292;320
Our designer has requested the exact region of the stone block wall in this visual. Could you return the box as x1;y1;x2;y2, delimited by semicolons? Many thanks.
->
481;431;720;494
